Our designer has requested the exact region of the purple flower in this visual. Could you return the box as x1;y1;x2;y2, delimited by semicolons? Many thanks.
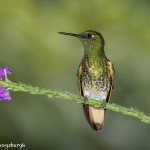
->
0;66;13;100
0;66;13;80
0;86;11;100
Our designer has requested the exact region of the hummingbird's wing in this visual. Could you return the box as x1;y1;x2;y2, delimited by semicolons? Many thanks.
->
106;61;115;103
107;61;115;89
77;64;84;96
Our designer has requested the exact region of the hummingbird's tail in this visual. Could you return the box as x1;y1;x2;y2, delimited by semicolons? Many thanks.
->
83;104;105;131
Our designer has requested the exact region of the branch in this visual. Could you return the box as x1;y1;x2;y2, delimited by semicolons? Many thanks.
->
0;80;150;124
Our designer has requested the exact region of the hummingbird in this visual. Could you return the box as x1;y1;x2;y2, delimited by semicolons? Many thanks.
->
58;30;115;131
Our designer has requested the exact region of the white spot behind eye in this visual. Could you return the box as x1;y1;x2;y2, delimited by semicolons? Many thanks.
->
91;35;94;38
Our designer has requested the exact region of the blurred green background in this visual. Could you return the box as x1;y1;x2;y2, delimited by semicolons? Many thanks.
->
0;0;150;150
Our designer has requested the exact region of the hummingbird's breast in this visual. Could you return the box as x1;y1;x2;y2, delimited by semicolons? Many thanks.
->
80;59;112;101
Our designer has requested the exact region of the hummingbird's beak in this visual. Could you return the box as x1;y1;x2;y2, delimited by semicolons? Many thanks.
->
58;32;79;38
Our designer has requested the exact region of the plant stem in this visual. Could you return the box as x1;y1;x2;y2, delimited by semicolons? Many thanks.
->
0;80;150;124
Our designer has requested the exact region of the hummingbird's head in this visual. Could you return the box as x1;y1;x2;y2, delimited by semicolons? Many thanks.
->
58;30;105;50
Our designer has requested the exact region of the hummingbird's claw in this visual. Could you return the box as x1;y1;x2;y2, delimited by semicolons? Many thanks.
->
83;96;88;104
103;100;107;110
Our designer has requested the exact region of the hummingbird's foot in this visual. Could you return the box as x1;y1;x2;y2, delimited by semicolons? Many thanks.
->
83;96;89;105
102;100;107;110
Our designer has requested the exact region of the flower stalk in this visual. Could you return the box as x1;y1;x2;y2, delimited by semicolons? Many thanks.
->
0;80;150;124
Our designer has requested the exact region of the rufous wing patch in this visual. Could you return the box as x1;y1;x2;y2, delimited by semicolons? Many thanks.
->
107;61;115;89
106;61;115;103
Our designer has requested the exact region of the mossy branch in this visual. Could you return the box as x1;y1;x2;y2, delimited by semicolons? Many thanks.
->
0;80;150;124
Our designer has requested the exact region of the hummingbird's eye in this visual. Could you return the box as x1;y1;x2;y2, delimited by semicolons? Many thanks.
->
86;34;92;39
